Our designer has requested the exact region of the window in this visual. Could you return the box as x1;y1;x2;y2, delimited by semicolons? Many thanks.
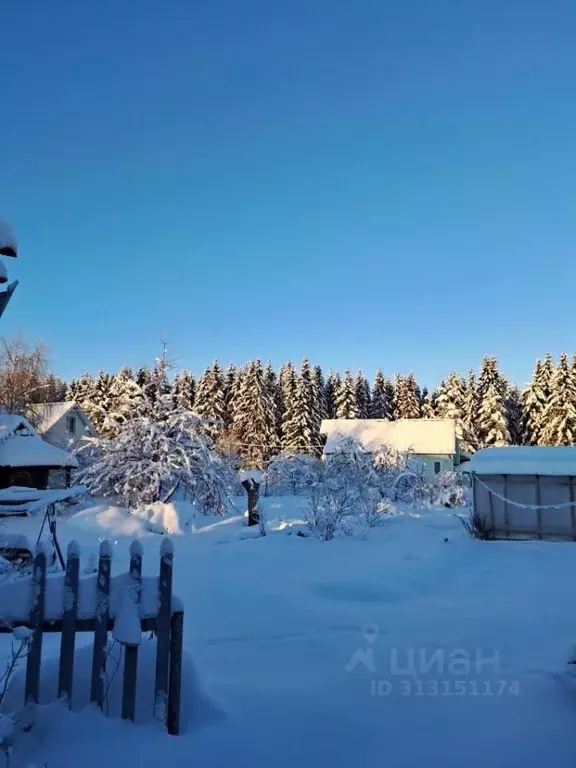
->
9;470;35;488
66;415;76;434
434;461;442;475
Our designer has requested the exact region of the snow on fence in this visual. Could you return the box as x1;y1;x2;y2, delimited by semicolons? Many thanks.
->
0;539;184;734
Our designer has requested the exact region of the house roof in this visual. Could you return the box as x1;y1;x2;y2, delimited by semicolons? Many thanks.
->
320;419;458;455
462;446;576;477
0;414;77;468
0;217;17;257
33;401;94;436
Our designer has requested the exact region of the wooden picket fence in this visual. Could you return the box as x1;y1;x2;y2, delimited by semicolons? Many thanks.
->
0;539;184;735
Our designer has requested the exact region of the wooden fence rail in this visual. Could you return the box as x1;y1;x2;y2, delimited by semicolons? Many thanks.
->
0;539;183;735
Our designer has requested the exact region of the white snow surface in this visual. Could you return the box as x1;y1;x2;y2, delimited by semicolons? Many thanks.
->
0;415;77;468
464;445;576;476
2;496;576;767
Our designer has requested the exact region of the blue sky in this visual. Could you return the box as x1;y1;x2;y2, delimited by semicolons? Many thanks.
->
2;0;576;388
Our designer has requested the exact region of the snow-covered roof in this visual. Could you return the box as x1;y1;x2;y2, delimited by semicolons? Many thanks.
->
462;446;576;476
0;217;17;257
0;414;77;468
33;401;94;435
320;419;458;455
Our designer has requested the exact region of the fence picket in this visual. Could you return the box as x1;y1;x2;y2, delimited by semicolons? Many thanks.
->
122;541;142;722
25;546;47;705
90;540;112;709
168;611;184;735
154;538;173;725
58;541;80;704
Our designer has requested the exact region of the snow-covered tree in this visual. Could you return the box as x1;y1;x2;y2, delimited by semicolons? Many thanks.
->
335;370;357;419
394;373;421;419
435;372;466;423
172;370;196;412
264;361;282;441
102;367;143;436
279;362;298;449
68;372;95;408
523;354;554;445
312;365;327;426
370;370;388;419
282;358;318;455
420;387;435;419
224;363;242;427
232;358;278;467
82;370;114;433
461;371;479;451
193;361;226;431
77;410;233;513
265;452;322;495
476;356;511;446
506;385;525;445
324;371;340;419
354;370;370;419
540;353;576;446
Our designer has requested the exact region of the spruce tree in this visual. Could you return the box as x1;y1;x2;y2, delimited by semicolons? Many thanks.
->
462;371;479;451
224;363;241;426
370;370;387;418
194;361;227;430
264;361;282;441
394;373;421;419
435;372;466;423
335;370;357;419
523;355;554;445
279;362;298;448
103;367;144;436
354;370;369;418
282;358;318;455
84;370;114;433
420;387;435;419
324;371;341;419
476;356;511;446
172;370;196;412
540;353;576;446
232;358;278;467
506;386;525;445
312;365;327;425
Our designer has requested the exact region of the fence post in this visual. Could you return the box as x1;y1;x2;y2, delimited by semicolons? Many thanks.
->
122;541;142;722
58;541;80;705
154;539;173;725
25;545;47;705
90;540;112;709
167;611;183;735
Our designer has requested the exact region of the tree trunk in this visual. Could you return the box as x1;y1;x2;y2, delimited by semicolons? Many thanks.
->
242;479;260;526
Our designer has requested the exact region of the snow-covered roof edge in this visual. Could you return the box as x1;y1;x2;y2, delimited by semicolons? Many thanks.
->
32;401;95;435
320;419;458;455
462;446;576;477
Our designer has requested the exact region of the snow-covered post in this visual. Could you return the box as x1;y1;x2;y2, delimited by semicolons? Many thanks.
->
24;544;46;706
240;469;263;527
90;540;112;710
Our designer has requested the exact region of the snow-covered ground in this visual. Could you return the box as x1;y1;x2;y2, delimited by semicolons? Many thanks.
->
3;497;576;767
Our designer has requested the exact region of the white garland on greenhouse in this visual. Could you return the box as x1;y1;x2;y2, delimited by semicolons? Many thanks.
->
475;475;576;511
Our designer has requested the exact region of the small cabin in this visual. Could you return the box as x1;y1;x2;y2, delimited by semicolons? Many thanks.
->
0;414;78;490
463;446;576;540
320;418;461;479
32;401;97;448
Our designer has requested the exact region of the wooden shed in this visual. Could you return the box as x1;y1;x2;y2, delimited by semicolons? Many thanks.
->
0;414;77;491
463;446;576;540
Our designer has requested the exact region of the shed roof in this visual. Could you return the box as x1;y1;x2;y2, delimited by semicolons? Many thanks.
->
320;419;457;455
0;414;77;468
462;446;576;476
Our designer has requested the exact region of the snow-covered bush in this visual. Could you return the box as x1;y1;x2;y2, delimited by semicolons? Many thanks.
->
372;444;429;508
265;453;323;496
430;470;469;508
302;437;388;540
77;410;235;514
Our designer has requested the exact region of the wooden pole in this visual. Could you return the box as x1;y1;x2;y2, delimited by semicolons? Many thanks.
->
535;475;542;540
58;541;80;704
154;539;173;724
90;540;112;709
122;541;142;723
569;476;576;541
25;546;47;705
167;611;184;736
503;474;510;538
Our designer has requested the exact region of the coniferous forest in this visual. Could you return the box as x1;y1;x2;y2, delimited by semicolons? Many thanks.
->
62;352;576;465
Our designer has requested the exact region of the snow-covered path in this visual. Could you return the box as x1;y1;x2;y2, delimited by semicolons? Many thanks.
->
4;501;576;767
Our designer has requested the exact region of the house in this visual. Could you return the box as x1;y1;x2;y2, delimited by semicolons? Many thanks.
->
463;446;576;541
0;414;78;490
32;401;97;448
320;418;460;478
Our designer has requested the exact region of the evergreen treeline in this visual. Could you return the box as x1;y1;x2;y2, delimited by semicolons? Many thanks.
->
66;353;576;461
